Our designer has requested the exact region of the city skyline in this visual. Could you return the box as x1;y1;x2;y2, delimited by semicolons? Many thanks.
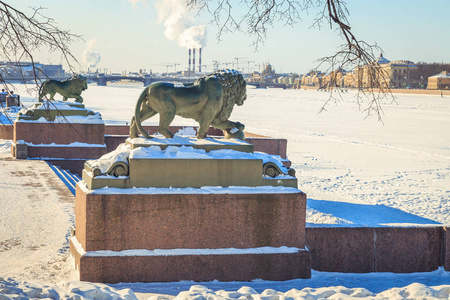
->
11;0;450;74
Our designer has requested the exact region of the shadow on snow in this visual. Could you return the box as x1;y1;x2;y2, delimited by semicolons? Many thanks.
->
307;199;441;226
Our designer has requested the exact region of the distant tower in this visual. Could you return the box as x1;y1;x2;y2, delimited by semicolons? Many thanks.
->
188;49;192;74
193;49;196;74
199;48;202;73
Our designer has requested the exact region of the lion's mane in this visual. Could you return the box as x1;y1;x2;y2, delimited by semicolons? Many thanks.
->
209;69;247;124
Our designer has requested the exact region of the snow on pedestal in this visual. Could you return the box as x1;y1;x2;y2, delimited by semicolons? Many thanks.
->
11;101;107;160
82;138;297;189
71;138;310;283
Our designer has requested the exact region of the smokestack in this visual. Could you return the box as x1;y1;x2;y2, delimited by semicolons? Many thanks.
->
188;49;191;74
193;48;196;74
199;48;202;73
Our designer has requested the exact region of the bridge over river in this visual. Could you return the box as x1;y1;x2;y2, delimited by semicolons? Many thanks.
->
3;74;200;87
85;74;199;86
3;74;287;89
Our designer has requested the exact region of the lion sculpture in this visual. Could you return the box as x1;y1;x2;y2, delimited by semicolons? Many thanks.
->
130;69;247;140
38;75;88;103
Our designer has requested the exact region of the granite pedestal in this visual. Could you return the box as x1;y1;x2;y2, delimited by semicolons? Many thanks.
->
12;101;106;160
70;184;310;282
71;138;310;282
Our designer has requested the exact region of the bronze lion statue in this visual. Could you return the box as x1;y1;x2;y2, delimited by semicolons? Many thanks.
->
38;75;88;103
130;70;247;140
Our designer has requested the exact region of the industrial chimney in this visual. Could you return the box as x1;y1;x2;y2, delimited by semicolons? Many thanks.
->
188;49;191;74
199;48;202;73
193;48;196;74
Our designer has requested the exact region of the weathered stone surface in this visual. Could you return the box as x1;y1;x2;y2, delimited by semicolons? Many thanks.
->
246;137;288;159
14;121;105;145
27;145;106;159
105;135;129;152
0;124;13;140
12;142;28;159
306;226;443;273
444;227;450;271
306;227;375;273
375;227;441;273
75;185;306;252
129;158;262;188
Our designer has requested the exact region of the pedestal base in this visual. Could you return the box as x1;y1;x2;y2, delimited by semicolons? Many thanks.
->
12;142;107;159
14;121;104;145
70;236;311;283
13;116;105;159
71;183;311;282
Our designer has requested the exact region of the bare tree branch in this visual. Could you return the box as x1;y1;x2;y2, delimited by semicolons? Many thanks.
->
0;1;82;121
0;1;82;89
186;0;395;120
312;0;395;121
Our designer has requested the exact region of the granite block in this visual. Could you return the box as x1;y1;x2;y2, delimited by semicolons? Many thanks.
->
375;227;441;273
14;121;105;145
70;240;311;283
306;227;375;273
76;185;306;251
444;227;450;271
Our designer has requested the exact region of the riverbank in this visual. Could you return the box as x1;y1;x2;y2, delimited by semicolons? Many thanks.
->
296;85;450;96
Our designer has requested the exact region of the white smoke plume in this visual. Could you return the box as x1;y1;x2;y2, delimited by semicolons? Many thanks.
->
82;39;101;69
127;0;142;10
155;0;207;49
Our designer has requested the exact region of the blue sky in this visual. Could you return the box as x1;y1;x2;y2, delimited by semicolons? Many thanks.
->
12;0;450;74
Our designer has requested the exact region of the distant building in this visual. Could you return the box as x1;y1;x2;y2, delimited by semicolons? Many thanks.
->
247;63;279;84
41;64;65;77
355;54;418;88
0;61;65;79
261;63;277;83
428;71;450;89
343;72;357;87
300;71;324;87
322;68;348;88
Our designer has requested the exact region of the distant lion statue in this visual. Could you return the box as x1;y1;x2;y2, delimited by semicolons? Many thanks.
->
38;75;88;103
130;70;247;140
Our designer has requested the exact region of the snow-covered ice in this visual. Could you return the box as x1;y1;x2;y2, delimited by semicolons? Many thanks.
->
1;83;450;299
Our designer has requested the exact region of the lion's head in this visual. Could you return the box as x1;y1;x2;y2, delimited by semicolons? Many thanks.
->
207;70;247;123
65;75;88;93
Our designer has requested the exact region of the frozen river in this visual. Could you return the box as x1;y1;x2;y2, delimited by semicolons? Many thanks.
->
9;83;450;225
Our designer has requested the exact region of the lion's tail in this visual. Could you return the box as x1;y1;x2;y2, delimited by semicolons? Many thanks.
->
134;87;153;139
38;81;46;102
